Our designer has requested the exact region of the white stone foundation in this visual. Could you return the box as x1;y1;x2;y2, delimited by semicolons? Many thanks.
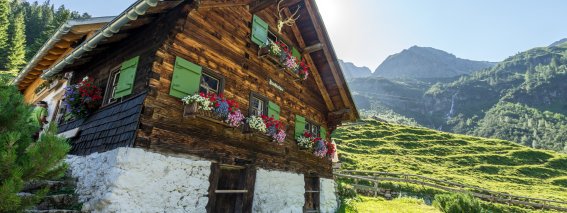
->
252;169;305;213
66;148;211;213
320;178;339;213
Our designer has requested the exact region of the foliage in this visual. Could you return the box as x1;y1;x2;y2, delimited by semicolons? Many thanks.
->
0;83;70;212
349;43;567;154
473;101;567;151
260;115;286;143
247;115;267;133
6;7;26;72
339;196;439;213
183;92;245;127
296;130;314;150
63;76;102;118
432;193;484;213
0;0;9;69
333;120;567;203
266;40;309;80
0;1;90;72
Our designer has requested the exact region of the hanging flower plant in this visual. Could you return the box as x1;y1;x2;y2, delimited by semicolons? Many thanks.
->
262;115;287;144
266;40;310;80
313;138;328;158
326;140;336;160
296;131;315;150
63;76;102;118
182;93;213;111
183;92;244;127
226;110;245;128
247;115;267;133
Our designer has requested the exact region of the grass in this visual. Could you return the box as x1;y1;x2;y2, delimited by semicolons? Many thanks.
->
340;196;440;213
334;120;567;203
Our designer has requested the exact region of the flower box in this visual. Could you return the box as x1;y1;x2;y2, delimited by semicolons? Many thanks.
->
182;93;245;128
258;40;309;81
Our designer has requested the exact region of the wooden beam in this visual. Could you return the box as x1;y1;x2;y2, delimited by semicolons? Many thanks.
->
281;3;334;112
249;0;302;13
284;7;306;49
304;0;352;115
198;0;252;9
304;55;334;111
303;43;323;54
54;40;72;49
48;48;67;55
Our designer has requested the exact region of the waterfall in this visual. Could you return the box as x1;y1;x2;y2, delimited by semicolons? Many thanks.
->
446;91;459;119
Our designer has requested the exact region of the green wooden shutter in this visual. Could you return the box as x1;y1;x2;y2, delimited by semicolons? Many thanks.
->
292;47;301;60
251;15;268;46
320;127;327;140
114;56;139;98
267;101;280;120
169;57;202;98
294;115;306;139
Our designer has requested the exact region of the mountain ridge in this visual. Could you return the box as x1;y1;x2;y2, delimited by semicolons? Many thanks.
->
373;46;496;79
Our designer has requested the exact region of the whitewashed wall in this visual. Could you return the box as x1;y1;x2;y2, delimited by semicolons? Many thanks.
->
320;178;339;213
252;169;306;213
66;148;211;213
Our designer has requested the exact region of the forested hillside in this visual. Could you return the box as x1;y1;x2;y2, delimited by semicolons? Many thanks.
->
0;0;90;78
346;41;567;153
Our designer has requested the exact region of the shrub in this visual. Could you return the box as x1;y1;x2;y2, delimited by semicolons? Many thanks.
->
337;182;358;200
0;84;70;211
433;193;484;213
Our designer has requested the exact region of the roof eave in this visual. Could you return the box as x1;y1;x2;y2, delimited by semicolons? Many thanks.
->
40;0;161;79
12;16;115;87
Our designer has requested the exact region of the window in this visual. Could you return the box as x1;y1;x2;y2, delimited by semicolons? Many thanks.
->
249;93;267;116
103;68;121;105
199;72;221;94
208;164;255;213
304;176;320;212
305;121;320;137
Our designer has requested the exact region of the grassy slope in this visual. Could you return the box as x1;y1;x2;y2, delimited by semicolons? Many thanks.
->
341;196;440;213
334;120;567;202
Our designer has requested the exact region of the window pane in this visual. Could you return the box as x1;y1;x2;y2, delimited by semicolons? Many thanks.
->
200;73;220;94
250;96;265;116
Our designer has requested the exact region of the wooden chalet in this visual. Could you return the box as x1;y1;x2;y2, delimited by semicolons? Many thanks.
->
14;0;358;212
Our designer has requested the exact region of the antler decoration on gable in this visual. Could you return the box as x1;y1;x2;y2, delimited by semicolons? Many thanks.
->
276;0;301;33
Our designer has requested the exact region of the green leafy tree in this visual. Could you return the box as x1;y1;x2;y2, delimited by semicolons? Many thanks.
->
0;80;70;212
6;8;26;74
0;0;10;69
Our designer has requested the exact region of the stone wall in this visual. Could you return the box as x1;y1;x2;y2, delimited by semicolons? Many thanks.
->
66;147;211;213
320;178;339;213
252;169;305;213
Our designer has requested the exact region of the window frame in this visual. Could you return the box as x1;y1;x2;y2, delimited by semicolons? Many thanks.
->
248;92;268;117
199;68;225;95
304;176;321;212
305;120;321;138
102;65;123;106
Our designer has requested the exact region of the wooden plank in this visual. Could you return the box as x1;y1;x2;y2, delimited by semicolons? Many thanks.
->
199;0;252;9
249;0;303;13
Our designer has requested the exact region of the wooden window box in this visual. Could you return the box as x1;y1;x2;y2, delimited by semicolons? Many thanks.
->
258;44;304;81
183;104;235;129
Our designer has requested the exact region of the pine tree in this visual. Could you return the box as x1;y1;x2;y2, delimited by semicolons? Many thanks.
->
0;0;10;70
0;80;70;211
6;8;26;75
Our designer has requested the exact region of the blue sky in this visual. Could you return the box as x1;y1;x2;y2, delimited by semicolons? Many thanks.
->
35;0;567;71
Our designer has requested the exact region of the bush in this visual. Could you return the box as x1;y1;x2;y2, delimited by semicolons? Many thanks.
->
433;193;485;213
337;182;358;200
0;84;70;211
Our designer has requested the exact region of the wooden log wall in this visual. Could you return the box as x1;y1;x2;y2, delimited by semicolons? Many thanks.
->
138;5;333;176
